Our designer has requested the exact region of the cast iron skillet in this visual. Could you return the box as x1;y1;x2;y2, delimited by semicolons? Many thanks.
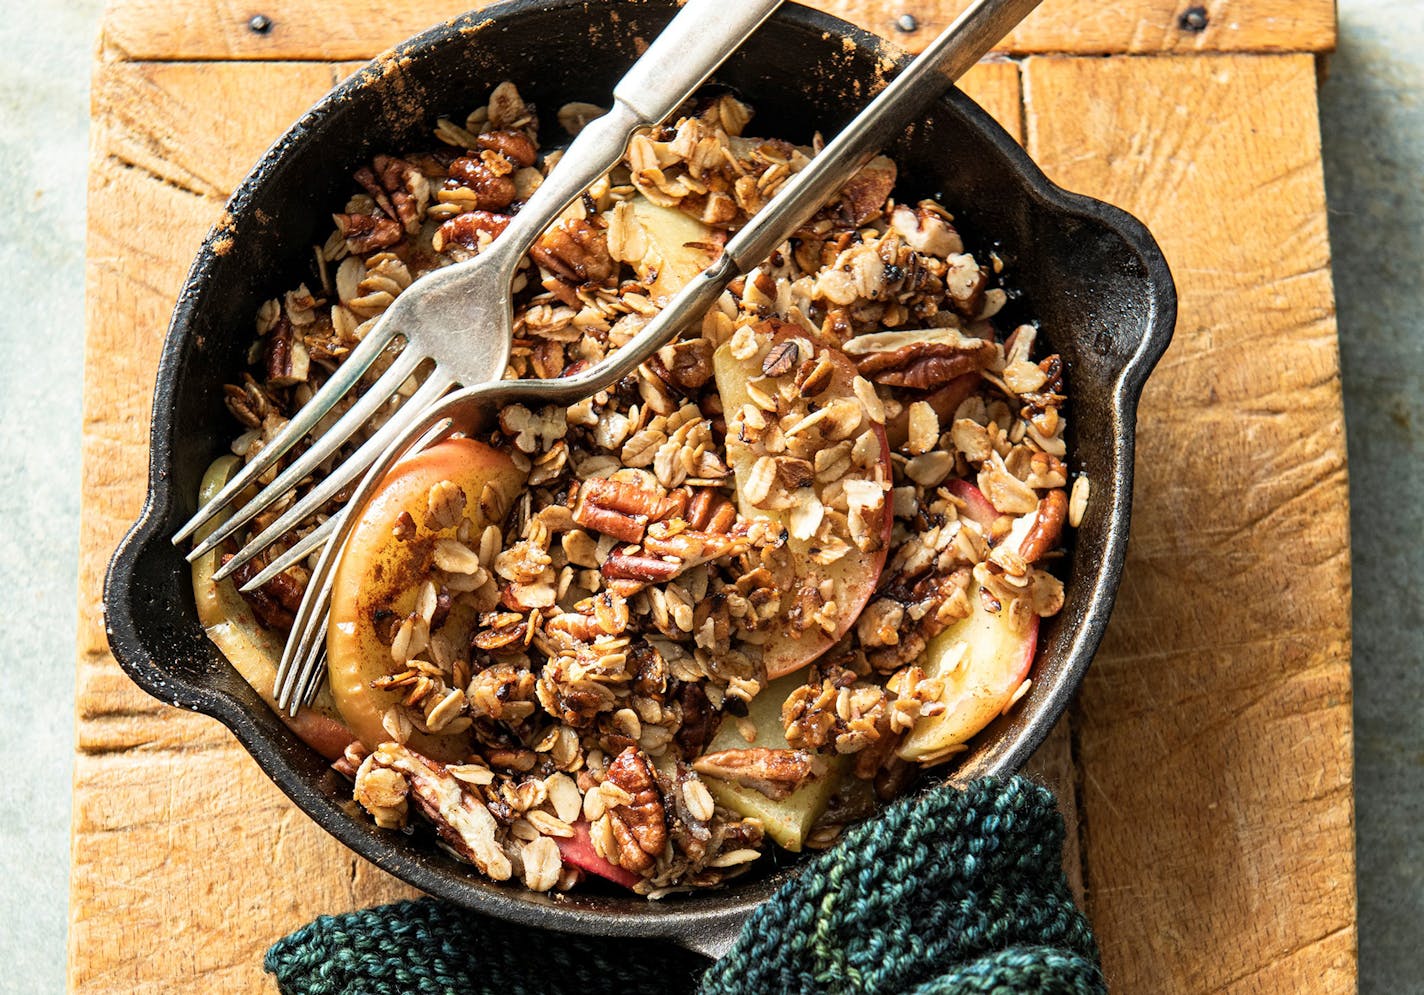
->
104;0;1174;958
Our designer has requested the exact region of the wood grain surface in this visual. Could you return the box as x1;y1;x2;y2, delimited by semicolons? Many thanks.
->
73;4;1354;992
99;0;1337;61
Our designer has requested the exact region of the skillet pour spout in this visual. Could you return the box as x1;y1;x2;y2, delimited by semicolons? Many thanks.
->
103;0;1175;953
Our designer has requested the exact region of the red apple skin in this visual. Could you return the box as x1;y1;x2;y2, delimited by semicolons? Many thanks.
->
715;325;894;681
947;478;1000;530
328;438;526;760
556;822;640;889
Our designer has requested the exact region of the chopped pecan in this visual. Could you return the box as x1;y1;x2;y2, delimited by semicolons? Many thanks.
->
1017;488;1068;564
888;203;964;257
446;155;518;211
334;212;403;253
370;743;511;880
656;339;715;391
224;374;270;429
843;328;996;390
631;641;669;700
263;315;310;387
223;554;304;630
685;488;737;532
602;549;680;584
466;662;537;723
603;748;667;873
761;339;799;378
356;155;428;234
943;253;988;317
641;522;750;569
833;155;897;227
673;681;716;756
435;210;512;253
477;129;537;168
544;611;602;643
691;748;827;801
471;612;530;653
530;218;615;285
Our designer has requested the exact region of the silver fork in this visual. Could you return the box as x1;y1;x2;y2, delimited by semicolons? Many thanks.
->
172;0;783;587
275;0;1045;712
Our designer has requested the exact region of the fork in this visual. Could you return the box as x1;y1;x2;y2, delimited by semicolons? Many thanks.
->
172;0;784;588
274;0;1046;712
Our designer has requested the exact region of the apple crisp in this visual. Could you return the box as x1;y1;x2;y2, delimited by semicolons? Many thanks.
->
194;81;1080;896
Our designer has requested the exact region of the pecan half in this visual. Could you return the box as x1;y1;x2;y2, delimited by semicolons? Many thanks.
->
843;328;996;390
603;748;667;873
691;748;828;801
476;129;537;168
446;155;518;211
685;488;737;532
334;212;403;253
884;372;980;450
530;218;614;285
572;478;683;544
435;210;512;253
1017;488;1068;564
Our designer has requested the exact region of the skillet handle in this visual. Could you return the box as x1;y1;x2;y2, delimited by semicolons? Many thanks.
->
676;910;749;961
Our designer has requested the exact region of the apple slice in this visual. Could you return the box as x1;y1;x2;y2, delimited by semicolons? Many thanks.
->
714;321;893;679
896;580;1038;762
946;478;1000;530
556;821;642;889
191;456;354;760
328;438;526;761
698;674;846;852
625;196;722;301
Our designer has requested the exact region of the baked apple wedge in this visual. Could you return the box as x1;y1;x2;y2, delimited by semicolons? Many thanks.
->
695;674;846;852
897;580;1038;762
191;456;354;759
714;320;893;678
621;195;722;302
328;438;526;760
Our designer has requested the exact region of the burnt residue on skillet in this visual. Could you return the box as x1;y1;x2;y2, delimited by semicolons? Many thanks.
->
104;0;1174;949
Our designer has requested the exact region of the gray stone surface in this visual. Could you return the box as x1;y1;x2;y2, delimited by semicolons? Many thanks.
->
1318;2;1424;991
0;1;1416;992
0;2;104;993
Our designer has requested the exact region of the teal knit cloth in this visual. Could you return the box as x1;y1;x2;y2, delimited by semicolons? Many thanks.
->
266;776;1103;994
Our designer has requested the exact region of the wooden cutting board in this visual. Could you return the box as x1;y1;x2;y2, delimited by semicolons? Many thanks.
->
73;1;1354;991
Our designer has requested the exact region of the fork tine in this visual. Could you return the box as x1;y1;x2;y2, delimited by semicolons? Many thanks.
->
274;407;462;713
213;369;453;581
172;325;397;546
235;516;337;592
188;345;426;566
277;589;332;715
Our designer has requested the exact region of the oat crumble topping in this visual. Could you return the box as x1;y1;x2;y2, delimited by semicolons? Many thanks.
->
195;82;1082;896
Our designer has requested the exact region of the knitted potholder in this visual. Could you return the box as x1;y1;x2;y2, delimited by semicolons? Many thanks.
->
266;776;1104;994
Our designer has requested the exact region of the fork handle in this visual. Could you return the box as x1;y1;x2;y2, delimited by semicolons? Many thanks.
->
492;0;782;259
